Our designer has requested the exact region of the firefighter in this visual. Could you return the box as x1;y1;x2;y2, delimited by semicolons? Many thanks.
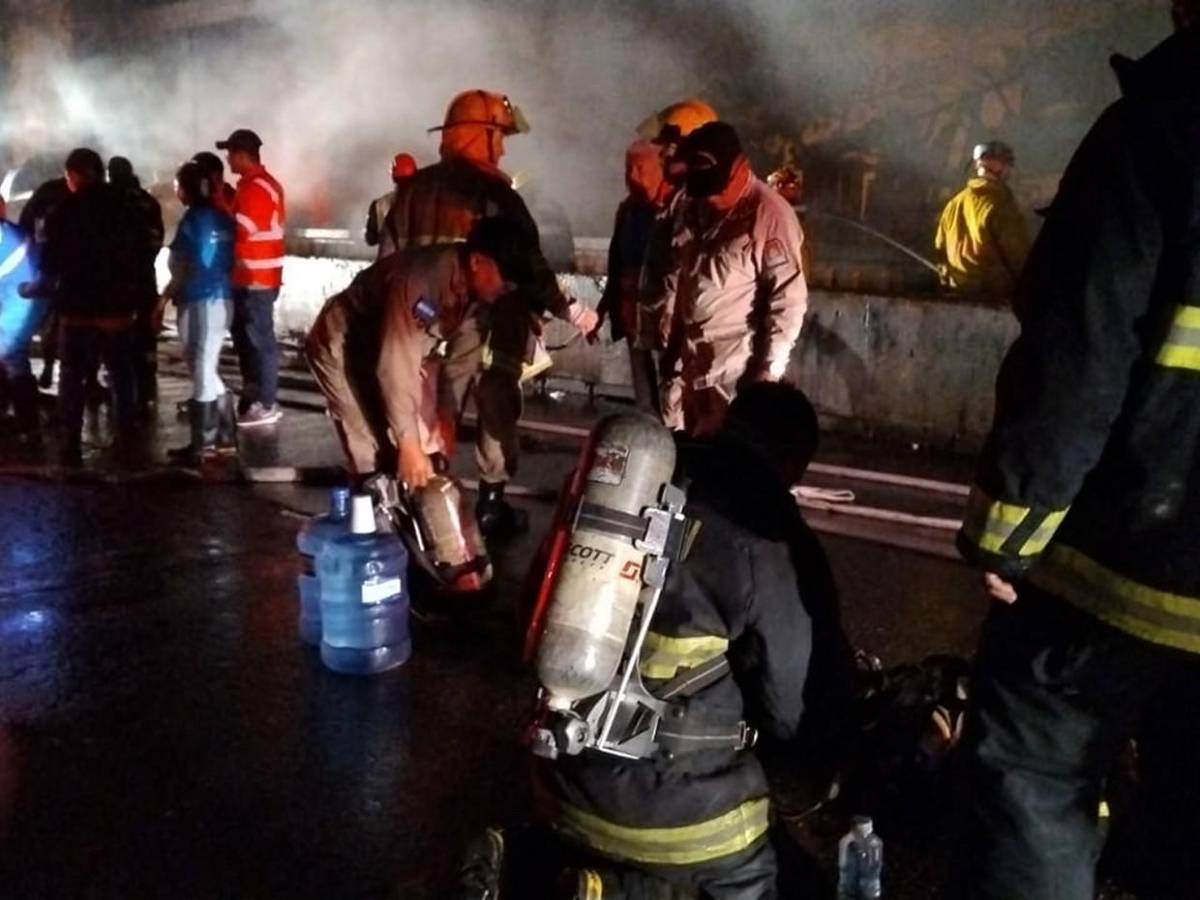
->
305;216;532;488
0;206;43;438
954;12;1200;900
636;98;720;177
364;152;417;254
107;156;165;418
633;99;718;355
594;140;671;415
647;122;808;436
379;89;598;536
933;141;1030;305
217;128;286;427
449;384;849;899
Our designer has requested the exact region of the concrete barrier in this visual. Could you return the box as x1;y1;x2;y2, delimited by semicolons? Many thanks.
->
196;255;1016;450
542;283;1018;449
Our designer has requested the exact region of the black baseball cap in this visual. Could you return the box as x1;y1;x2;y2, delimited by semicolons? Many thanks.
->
679;121;744;197
465;216;535;285
215;129;263;152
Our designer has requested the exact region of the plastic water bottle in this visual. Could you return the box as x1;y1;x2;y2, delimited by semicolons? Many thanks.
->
296;486;351;646
837;816;883;899
317;494;411;675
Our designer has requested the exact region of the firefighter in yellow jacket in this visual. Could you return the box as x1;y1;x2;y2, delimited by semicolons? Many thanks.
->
379;89;597;536
934;141;1030;305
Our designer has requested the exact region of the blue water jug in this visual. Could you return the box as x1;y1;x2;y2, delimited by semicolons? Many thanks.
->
296;486;351;646
317;494;411;675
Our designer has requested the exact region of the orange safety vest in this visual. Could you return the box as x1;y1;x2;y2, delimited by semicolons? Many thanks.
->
232;164;285;290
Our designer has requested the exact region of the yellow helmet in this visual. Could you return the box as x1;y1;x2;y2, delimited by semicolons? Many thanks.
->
429;90;530;136
637;99;718;145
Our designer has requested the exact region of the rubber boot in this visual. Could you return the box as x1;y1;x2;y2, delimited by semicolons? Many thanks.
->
443;827;505;900
476;481;528;539
168;400;218;466
10;374;42;442
215;392;238;454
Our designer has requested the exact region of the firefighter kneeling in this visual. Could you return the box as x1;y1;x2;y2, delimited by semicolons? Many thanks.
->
305;216;530;512
447;383;852;899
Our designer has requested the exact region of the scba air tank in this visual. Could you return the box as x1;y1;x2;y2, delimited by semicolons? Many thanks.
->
412;476;493;592
535;414;676;709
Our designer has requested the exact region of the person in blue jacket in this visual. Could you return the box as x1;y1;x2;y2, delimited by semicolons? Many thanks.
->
0;203;45;439
161;161;236;463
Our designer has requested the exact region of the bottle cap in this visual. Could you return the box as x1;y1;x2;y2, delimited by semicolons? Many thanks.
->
349;494;377;534
331;486;351;519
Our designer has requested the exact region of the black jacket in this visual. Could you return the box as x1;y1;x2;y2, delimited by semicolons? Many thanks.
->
959;28;1200;654
42;183;145;320
17;178;70;262
112;179;165;302
541;436;847;870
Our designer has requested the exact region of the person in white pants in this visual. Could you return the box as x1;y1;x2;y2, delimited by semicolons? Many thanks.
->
161;161;237;463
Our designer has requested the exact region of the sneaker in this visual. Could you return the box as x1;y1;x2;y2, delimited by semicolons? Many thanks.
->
237;402;283;428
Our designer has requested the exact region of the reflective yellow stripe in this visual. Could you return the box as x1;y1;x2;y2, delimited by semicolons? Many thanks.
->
1157;305;1200;371
962;489;1068;556
558;797;770;866
639;631;729;680
1031;545;1200;654
962;490;1029;553
579;869;603;900
1019;509;1068;556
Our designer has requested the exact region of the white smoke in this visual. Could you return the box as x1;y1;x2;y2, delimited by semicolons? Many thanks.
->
0;0;1176;242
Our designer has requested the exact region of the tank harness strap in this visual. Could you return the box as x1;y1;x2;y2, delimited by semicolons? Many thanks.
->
657;721;756;755
575;500;696;561
658;655;731;700
653;655;756;754
575;501;649;543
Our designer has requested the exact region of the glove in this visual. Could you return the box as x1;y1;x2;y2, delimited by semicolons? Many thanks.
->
568;303;600;337
397;437;434;490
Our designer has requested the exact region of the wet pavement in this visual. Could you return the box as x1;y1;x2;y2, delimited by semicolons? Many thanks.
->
0;355;1001;899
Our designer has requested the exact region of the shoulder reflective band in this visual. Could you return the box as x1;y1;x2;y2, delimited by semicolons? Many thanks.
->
1157;304;1200;371
0;240;29;280
557;796;770;866
1032;544;1200;654
961;489;1068;557
640;631;729;681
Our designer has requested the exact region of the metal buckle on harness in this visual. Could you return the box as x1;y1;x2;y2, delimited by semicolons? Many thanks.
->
738;722;759;751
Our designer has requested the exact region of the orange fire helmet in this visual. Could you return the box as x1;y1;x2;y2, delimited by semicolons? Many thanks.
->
637;99;718;146
429;90;530;137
